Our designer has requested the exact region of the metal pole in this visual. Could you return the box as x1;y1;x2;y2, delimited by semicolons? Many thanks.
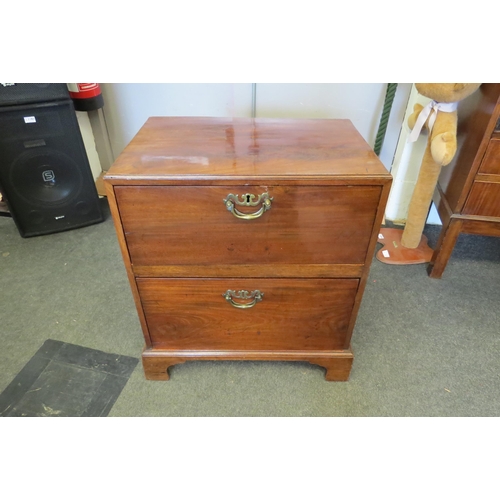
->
251;83;257;118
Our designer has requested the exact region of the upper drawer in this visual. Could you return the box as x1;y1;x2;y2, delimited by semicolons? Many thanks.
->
478;139;500;175
115;185;381;268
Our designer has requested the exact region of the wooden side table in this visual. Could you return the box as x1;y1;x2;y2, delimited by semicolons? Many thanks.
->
428;83;500;278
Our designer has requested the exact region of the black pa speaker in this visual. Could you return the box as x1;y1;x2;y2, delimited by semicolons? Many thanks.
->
0;98;104;237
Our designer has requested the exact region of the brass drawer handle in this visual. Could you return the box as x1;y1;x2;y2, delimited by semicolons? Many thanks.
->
222;289;264;309
223;193;273;220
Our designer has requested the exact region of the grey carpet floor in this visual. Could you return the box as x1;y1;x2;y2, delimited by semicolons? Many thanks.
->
1;199;499;416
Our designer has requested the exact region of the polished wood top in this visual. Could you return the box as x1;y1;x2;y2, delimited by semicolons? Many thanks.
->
105;117;391;182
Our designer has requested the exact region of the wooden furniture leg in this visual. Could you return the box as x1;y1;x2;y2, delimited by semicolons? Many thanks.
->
427;218;463;279
142;349;354;381
142;352;185;381
313;356;353;381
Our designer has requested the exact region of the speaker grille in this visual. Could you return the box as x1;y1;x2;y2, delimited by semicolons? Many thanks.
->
0;83;70;107
9;148;84;207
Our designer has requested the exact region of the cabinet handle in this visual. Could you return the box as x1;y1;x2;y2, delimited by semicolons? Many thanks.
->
222;290;264;309
223;193;273;220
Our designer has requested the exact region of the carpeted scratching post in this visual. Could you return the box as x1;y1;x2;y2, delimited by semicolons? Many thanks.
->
377;83;481;266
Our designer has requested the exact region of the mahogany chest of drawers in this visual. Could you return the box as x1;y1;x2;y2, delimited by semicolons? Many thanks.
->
104;117;391;381
429;83;500;278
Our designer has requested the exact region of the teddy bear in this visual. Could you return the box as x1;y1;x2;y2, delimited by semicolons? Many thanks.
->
377;84;482;264
400;83;482;249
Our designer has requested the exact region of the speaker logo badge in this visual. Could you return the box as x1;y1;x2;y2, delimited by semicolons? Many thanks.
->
42;170;56;183
0;83;16;87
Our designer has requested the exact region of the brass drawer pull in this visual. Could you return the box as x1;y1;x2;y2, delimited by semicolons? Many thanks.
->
223;193;273;220
222;289;264;309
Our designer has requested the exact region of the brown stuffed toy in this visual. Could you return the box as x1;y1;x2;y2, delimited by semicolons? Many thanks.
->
377;83;482;265
401;83;481;248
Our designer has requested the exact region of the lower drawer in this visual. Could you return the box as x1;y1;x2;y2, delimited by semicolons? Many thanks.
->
137;278;359;351
463;181;500;218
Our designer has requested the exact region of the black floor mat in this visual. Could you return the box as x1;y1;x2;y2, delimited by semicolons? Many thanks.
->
0;340;139;417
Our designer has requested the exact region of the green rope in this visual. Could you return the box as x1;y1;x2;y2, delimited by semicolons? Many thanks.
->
374;83;398;156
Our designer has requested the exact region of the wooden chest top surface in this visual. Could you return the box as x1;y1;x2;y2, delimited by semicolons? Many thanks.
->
105;117;391;182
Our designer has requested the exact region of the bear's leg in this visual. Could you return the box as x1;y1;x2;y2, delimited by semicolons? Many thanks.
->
401;143;441;249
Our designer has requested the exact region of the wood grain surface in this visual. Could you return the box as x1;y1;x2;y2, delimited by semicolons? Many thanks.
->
463;182;500;218
478;138;500;175
105;117;390;181
116;185;381;267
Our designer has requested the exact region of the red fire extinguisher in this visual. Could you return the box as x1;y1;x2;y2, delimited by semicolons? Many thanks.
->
67;83;104;111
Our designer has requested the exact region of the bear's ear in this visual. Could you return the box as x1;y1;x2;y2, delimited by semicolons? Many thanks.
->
454;83;467;91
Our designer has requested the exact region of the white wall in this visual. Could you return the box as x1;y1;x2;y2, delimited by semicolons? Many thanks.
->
255;83;412;172
100;83;412;173
100;83;253;159
75;111;102;181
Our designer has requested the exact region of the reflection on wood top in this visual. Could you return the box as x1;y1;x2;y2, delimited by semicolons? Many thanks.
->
106;117;391;180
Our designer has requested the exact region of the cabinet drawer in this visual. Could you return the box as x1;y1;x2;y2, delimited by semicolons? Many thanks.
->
463;181;500;218
115;185;381;269
137;277;359;351
478;139;500;175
